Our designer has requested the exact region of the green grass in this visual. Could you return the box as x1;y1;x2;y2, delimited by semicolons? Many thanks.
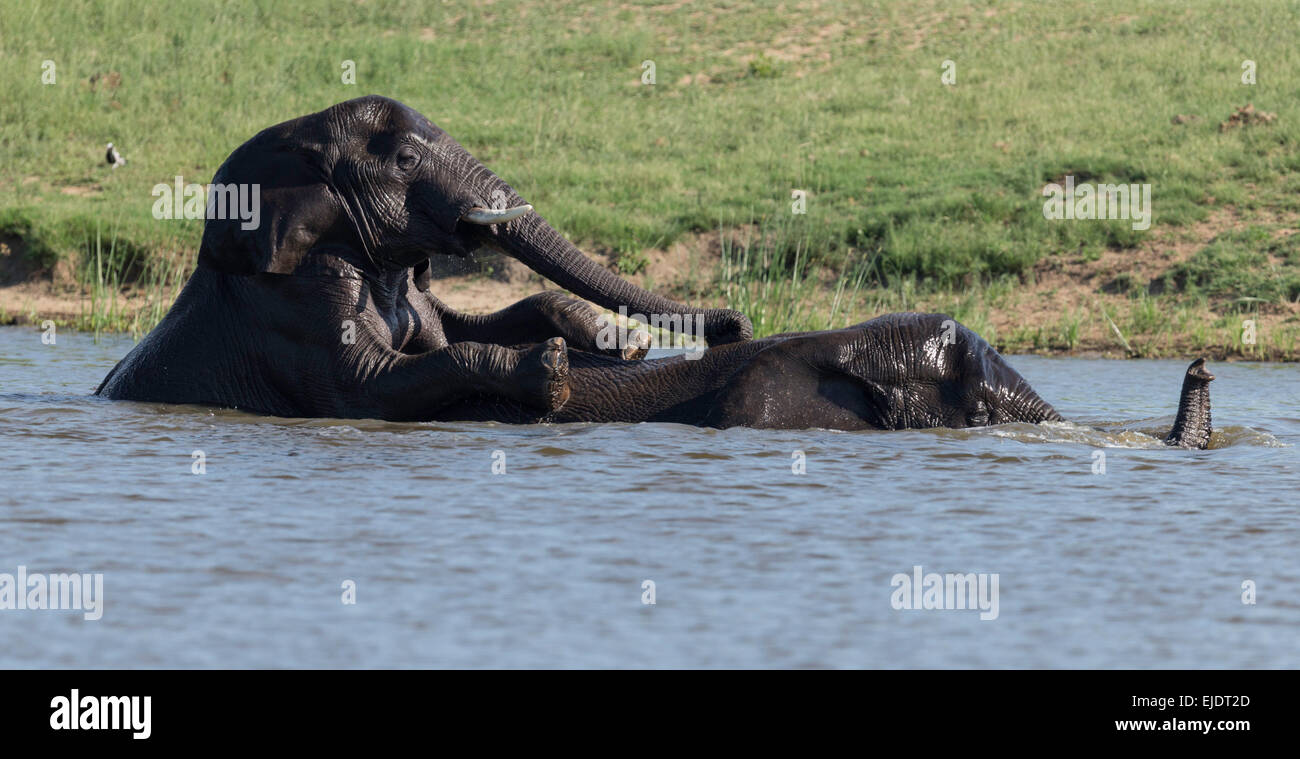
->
1163;226;1300;302
2;0;1299;344
76;221;188;337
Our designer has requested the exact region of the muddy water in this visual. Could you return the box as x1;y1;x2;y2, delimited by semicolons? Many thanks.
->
0;326;1296;668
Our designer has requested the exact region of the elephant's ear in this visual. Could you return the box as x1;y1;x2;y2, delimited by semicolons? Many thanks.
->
197;145;341;276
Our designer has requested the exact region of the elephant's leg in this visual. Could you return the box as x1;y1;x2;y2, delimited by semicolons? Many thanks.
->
436;291;651;359
361;338;570;421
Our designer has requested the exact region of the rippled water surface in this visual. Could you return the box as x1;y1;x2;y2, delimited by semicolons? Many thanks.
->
1;326;1297;668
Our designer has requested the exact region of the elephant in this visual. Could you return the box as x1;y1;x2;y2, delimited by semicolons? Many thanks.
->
429;313;1216;450
94;96;1213;449
95;95;750;417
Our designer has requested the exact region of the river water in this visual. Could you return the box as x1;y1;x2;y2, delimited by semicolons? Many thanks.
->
0;325;1296;668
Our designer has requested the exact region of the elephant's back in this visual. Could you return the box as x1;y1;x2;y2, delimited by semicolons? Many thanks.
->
92;271;293;415
93;325;201;402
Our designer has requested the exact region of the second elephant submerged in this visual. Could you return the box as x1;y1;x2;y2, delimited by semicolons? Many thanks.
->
437;312;1217;449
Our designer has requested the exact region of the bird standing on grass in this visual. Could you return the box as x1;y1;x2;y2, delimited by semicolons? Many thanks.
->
105;142;125;168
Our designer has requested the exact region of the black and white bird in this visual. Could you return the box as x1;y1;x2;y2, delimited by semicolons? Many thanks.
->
105;142;125;169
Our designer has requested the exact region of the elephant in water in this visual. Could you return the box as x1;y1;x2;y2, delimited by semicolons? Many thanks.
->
95;96;1213;448
434;313;1216;449
97;95;748;417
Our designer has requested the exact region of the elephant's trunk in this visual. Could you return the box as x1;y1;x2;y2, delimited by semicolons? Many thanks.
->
1164;358;1214;449
1008;378;1064;424
490;211;752;346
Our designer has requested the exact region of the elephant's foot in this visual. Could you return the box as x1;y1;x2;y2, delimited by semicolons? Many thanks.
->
515;337;571;413
620;329;652;360
530;291;653;359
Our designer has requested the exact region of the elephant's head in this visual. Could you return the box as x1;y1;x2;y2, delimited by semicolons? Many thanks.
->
849;313;1062;429
932;316;1063;428
198;95;752;346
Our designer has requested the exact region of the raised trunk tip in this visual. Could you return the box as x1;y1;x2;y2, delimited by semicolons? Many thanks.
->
1164;357;1215;449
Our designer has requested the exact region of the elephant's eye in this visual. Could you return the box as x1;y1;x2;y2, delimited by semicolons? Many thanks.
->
396;147;419;171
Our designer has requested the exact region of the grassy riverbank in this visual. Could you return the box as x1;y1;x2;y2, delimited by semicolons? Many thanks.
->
2;0;1298;357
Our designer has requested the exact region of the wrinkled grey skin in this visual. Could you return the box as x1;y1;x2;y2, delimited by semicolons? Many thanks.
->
1164;358;1214;449
96;96;750;418
93;97;1212;447
436;313;1215;449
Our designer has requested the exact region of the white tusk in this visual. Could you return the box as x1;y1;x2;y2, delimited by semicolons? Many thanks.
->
461;204;533;225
